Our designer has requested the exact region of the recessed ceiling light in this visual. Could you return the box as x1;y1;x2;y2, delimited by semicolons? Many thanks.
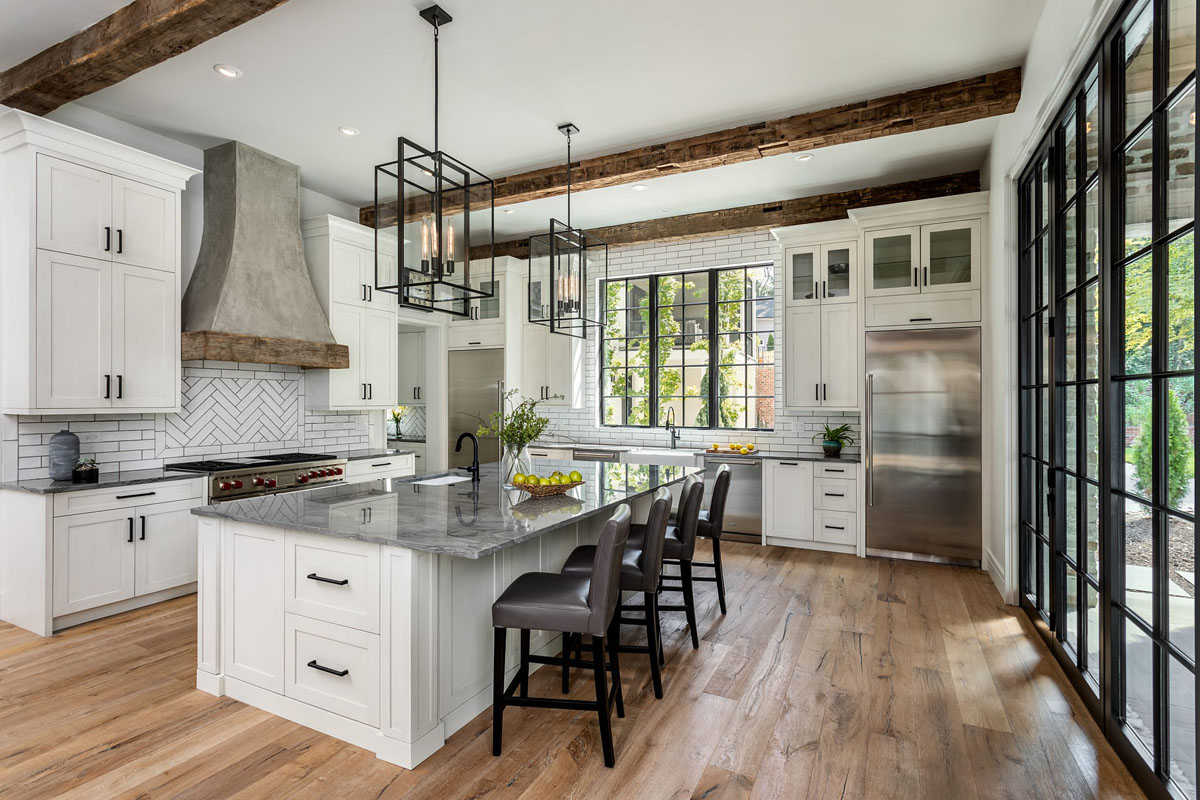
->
501;208;515;214
660;208;670;213
631;184;648;192
338;126;360;136
794;153;814;162
213;64;243;79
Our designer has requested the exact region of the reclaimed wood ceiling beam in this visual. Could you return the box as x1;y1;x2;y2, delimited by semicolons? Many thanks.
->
0;0;293;115
469;171;980;260
362;67;1017;227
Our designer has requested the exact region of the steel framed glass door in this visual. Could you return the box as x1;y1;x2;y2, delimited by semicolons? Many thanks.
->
1017;0;1197;796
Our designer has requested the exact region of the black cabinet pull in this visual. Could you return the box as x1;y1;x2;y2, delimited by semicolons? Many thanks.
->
417;387;421;400
117;375;123;399
105;374;111;399
307;572;349;586
371;462;393;467
139;515;146;540
912;267;917;287
909;317;933;323
814;383;819;402
825;468;845;473
367;286;372;302
822;280;826;298
127;517;134;543
116;229;123;254
924;266;929;286
780;462;799;466
116;491;156;499
825;525;846;531
307;659;349;677
825;492;846;497
823;383;827;401
104;227;112;252
468;341;481;346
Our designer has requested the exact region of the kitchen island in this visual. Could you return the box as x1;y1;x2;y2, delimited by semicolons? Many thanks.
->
192;460;697;769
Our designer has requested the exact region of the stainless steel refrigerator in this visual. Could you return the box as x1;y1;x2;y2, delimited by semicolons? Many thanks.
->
448;348;503;469
865;327;982;566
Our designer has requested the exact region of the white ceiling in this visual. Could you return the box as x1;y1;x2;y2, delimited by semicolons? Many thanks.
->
0;0;131;71
59;0;1043;224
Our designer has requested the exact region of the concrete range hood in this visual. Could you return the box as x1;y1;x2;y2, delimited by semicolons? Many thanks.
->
181;141;349;369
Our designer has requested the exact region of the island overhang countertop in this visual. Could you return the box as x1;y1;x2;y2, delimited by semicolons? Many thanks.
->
191;460;699;559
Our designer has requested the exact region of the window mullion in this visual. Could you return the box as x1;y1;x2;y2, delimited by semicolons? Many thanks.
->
708;269;718;430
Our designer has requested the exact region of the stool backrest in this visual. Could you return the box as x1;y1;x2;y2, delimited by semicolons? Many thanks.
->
675;474;705;560
707;463;732;539
636;486;673;593
586;504;631;636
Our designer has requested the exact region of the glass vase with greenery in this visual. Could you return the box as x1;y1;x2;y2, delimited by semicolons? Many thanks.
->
477;389;559;482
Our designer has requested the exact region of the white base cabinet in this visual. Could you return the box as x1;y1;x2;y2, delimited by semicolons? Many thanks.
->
763;459;860;552
0;477;205;636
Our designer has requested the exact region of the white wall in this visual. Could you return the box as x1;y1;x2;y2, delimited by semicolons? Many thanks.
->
982;0;1121;601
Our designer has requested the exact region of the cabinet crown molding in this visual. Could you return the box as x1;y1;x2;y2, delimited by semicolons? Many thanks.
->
770;219;859;246
0;109;198;190
849;191;990;228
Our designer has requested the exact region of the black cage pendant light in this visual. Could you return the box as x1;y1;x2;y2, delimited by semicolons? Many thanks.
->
527;124;607;338
373;4;494;316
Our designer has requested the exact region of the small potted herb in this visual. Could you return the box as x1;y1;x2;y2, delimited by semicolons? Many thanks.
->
72;457;99;484
814;423;855;458
477;389;559;483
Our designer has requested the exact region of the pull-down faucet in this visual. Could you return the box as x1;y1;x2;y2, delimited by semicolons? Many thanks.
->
455;432;480;480
664;406;680;449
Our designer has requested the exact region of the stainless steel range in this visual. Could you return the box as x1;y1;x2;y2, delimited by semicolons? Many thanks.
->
168;452;348;503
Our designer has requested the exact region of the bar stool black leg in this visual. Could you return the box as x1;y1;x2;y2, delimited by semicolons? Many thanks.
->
654;592;665;665
712;538;727;615
561;633;571;694
592;635;615;767
492;627;506;756
644;591;663;698
607;618;625;718
519;628;530;697
681;561;699;649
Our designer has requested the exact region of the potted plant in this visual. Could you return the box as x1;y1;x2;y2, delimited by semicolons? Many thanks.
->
813;423;855;458
71;457;99;484
476;389;559;483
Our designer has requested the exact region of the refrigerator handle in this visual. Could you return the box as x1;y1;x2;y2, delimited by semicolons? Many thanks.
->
866;372;874;506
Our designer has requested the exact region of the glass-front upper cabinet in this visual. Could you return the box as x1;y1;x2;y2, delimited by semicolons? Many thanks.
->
785;242;857;306
866;227;920;297
922;219;981;293
451;268;505;324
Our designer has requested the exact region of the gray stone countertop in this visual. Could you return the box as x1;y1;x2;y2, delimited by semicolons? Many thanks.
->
321;447;416;462
0;468;203;495
699;450;861;464
192;460;700;559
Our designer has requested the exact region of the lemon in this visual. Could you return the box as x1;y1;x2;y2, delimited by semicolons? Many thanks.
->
739;447;749;455
569;470;583;483
512;473;527;485
746;444;756;452
540;477;551;486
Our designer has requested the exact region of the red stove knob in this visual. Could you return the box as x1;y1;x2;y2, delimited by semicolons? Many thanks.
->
309;471;320;478
232;480;244;489
265;478;277;488
219;481;233;491
319;469;330;477
297;475;309;484
333;467;343;475
252;477;265;486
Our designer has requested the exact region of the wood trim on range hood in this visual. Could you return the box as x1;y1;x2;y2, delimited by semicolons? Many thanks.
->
181;331;349;369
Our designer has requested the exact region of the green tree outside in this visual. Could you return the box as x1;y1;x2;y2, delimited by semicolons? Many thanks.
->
1131;387;1194;506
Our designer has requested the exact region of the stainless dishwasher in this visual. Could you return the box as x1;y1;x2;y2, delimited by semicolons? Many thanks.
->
702;456;762;541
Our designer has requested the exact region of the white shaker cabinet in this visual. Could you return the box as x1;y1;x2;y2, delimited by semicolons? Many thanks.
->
762;460;814;541
784;242;857;305
134;499;201;596
865;220;980;298
782;303;858;409
397;330;427;404
52;508;137;616
1;112;193;415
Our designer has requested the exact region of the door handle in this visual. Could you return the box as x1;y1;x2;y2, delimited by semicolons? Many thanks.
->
116;491;156;499
824;525;847;531
824;492;845;497
367;286;372;302
924;266;929;286
116;229;123;254
307;660;349;677
104;227;112;252
117;375;123;399
139;515;146;540
361;285;366;301
815;383;819;402
909;317;933;323
912;267;917;287
866;373;875;506
823;383;827;401
127;517;134;543
367;383;373;399
104;374;111;399
822;280;826;298
307;572;350;586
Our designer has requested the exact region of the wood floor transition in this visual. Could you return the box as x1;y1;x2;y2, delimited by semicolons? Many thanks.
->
0;541;1145;799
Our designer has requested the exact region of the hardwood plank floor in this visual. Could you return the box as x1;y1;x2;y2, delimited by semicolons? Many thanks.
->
0;542;1145;799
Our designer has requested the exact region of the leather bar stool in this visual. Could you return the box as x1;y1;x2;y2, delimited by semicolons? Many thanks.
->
559;486;672;699
491;505;631;768
655;474;706;650
688;464;732;614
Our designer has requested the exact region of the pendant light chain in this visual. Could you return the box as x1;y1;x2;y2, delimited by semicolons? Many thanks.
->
432;17;439;154
565;128;572;229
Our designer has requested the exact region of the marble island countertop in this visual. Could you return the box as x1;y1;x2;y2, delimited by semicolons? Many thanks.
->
192;459;700;559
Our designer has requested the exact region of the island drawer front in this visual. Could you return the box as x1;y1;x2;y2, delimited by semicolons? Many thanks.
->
285;614;380;726
53;479;203;517
814;510;857;546
345;455;415;483
814;463;855;479
813;477;857;512
285;533;380;633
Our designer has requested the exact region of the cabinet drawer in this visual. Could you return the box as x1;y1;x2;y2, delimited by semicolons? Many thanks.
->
813;477;857;512
814;510;856;546
285;614;380;726
864;291;980;327
286;533;380;632
814;462;855;479
53;478;203;517
448;324;503;349
345;454;414;483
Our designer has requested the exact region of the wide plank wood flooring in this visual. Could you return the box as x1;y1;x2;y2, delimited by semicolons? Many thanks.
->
0;542;1145;799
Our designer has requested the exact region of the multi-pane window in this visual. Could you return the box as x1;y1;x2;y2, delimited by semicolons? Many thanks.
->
600;264;775;431
1017;0;1196;795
